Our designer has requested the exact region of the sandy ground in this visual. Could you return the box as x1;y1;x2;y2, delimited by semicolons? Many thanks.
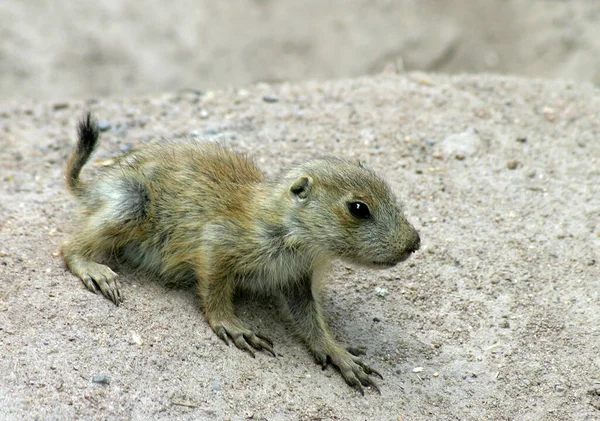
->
0;72;599;420
1;1;600;100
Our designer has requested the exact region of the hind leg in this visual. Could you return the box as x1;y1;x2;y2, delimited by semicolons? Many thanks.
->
63;174;152;305
61;217;124;305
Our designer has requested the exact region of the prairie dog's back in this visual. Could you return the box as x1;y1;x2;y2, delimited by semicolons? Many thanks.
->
123;140;263;184
77;140;264;220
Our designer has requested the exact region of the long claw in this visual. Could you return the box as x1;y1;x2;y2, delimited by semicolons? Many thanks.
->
371;368;383;380
106;286;118;305
261;342;276;357
352;382;364;396
346;346;365;356
215;326;230;346
210;319;276;357
319;347;382;394
370;382;381;395
73;261;121;305
82;275;98;293
244;332;276;357
233;335;256;358
107;277;122;304
357;370;381;395
355;359;384;379
255;333;274;347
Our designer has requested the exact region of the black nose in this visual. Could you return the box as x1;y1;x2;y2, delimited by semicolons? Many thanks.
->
411;232;421;253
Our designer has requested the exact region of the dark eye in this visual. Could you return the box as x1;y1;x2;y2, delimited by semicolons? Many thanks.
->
347;201;371;219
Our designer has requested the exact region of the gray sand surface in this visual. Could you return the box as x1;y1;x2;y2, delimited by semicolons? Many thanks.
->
2;1;600;100
1;73;599;420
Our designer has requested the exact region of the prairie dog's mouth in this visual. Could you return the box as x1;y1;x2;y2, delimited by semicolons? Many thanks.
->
368;250;415;268
345;249;416;269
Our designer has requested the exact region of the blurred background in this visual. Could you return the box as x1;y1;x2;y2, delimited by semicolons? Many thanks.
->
2;0;599;100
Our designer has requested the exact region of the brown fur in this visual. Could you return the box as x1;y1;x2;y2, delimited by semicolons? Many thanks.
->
61;113;421;394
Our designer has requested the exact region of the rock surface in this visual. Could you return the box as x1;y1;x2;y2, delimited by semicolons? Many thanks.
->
1;73;599;420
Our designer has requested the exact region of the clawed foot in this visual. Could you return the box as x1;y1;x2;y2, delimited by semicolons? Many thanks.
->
68;258;122;305
210;317;275;358
315;346;382;395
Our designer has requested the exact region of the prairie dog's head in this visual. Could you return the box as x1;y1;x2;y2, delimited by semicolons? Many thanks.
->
282;157;420;267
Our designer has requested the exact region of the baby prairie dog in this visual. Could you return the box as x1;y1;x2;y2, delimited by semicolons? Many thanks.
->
62;113;420;394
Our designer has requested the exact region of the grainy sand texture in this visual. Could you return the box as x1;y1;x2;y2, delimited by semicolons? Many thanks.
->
1;73;599;420
1;1;600;420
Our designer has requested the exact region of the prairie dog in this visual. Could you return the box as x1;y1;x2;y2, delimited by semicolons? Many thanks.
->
61;113;420;394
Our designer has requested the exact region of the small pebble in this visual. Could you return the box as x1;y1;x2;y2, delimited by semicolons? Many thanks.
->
507;160;520;170
137;116;150;127
200;128;221;136
375;287;389;297
542;106;556;121
130;330;144;345
91;375;110;385
263;95;279;103
413;367;424;373
98;121;112;132
439;128;482;157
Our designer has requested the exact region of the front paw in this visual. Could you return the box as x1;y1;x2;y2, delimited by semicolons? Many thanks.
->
315;347;382;395
209;317;276;358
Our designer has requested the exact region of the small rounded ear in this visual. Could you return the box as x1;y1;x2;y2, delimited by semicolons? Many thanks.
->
290;176;312;200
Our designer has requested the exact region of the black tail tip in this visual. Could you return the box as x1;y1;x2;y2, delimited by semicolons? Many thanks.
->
77;112;100;152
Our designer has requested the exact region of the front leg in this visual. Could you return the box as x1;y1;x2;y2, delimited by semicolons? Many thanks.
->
281;276;382;395
197;267;275;357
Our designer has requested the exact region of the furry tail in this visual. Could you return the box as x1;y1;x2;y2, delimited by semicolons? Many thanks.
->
66;112;100;195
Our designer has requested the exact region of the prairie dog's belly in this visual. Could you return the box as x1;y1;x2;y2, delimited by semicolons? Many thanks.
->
117;223;198;285
234;251;318;294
